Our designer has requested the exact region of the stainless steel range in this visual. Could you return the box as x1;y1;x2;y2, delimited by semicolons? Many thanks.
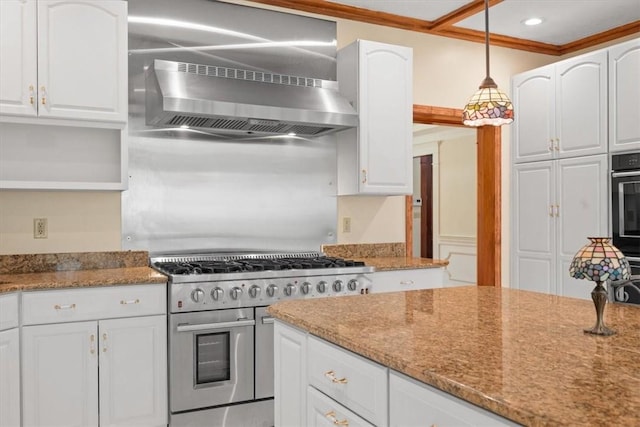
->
151;252;373;426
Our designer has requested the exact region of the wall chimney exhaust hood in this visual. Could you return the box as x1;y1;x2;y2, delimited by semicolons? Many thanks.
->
145;59;358;138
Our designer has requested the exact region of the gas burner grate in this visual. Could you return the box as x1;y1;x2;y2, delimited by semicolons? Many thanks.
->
153;256;365;276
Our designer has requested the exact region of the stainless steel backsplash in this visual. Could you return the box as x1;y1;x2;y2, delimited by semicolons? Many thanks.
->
122;0;339;255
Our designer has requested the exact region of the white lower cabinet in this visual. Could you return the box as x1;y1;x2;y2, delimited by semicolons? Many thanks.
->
370;268;444;293
274;321;307;427
389;371;518;427
307;386;373;427
21;284;167;427
23;321;99;427
0;293;20;427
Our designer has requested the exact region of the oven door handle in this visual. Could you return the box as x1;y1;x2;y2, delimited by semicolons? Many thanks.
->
261;316;275;324
176;319;255;332
611;171;640;178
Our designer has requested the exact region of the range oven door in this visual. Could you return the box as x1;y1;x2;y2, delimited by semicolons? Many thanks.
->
255;306;274;400
169;308;255;413
612;170;640;260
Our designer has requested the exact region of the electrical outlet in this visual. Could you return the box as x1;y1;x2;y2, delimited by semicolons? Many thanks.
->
34;218;48;239
342;217;351;233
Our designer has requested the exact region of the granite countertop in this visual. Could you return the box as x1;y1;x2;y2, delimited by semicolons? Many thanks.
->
268;286;640;426
0;251;166;294
320;242;448;271
360;256;448;271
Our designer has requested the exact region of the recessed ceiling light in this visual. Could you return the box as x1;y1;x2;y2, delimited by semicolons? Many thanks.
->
522;17;543;26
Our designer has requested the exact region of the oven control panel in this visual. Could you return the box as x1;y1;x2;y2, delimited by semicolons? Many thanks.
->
170;273;373;312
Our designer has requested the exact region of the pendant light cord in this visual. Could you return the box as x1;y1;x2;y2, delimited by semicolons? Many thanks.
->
484;0;490;80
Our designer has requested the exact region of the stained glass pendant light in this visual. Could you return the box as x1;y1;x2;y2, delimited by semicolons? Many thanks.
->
462;0;514;126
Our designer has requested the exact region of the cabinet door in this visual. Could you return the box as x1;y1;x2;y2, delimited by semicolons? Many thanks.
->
609;38;640;153
0;0;37;117
274;321;307;427
358;40;412;194
555;51;608;158
99;315;167;427
512;161;556;294
0;329;20;427
556;155;608;300
37;0;127;122
22;321;99;427
512;65;555;163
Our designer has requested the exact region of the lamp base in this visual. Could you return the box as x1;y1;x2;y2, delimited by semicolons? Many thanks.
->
584;281;615;336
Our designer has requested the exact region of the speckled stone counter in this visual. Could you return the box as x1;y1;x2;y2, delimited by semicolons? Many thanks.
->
360;256;448;271
0;251;166;293
322;242;407;258
321;243;448;271
268;286;640;426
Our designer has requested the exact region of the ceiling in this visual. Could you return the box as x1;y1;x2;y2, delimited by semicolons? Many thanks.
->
247;0;640;55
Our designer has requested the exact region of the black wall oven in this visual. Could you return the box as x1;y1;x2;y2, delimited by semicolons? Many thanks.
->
611;151;640;304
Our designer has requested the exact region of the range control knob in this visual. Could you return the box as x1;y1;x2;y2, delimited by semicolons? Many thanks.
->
267;284;278;297
333;280;343;292
284;283;296;296
191;288;205;303
347;279;358;291
230;287;243;300
301;282;312;295
211;287;224;301
248;285;261;298
317;281;327;293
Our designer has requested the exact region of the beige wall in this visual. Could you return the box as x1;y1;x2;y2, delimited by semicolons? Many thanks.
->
0;191;121;254
0;1;618;265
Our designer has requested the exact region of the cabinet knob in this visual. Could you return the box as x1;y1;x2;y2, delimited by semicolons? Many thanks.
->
325;411;349;426
554;138;560;151
548;139;554;152
549;205;554;217
29;85;34;105
40;86;46;105
90;334;96;355
102;333;108;352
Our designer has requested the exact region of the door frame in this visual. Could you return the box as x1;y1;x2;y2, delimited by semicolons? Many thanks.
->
408;104;501;287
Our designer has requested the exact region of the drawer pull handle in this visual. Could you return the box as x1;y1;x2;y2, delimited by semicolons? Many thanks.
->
54;303;76;310
324;370;348;384
399;280;414;285
325;411;349;426
90;334;96;354
103;333;108;352
120;298;140;305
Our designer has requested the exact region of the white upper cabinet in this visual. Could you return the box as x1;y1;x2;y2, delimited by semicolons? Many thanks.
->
0;0;127;123
609;38;640;153
512;50;607;163
0;0;38;117
337;40;413;195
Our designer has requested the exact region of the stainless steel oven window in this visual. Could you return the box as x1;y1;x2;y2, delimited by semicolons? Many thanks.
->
169;309;255;413
196;332;230;385
619;181;640;237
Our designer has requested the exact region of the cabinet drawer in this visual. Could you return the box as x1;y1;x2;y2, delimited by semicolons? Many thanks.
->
307;386;374;427
308;336;387;426
390;371;519;427
22;284;166;325
371;268;444;293
0;292;19;331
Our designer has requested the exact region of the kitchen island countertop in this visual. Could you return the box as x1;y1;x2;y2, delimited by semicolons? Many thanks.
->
268;286;640;426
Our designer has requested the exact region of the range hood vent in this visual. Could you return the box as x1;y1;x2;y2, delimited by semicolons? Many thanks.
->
146;60;358;138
